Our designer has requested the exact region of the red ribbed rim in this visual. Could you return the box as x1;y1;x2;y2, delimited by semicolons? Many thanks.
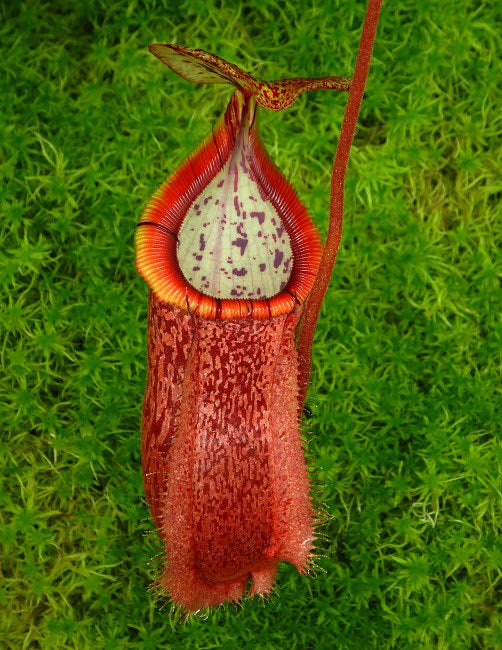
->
135;92;322;319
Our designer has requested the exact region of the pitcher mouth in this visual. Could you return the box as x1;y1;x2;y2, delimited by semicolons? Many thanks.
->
135;91;322;320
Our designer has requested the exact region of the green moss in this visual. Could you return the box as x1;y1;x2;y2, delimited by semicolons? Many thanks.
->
1;0;499;647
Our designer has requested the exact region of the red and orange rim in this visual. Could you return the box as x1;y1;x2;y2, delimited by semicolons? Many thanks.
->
135;92;322;319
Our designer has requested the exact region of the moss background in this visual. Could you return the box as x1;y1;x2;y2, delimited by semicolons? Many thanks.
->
1;0;500;647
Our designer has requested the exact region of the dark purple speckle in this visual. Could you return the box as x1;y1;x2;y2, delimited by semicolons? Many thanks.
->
232;238;248;256
273;250;284;269
251;211;265;225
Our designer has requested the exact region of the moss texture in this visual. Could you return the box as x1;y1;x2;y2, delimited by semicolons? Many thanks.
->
1;0;500;648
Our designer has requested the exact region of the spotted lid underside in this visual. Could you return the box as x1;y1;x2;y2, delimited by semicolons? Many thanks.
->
177;128;292;300
148;43;351;111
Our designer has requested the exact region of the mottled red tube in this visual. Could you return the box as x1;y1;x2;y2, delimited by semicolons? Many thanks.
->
142;294;312;610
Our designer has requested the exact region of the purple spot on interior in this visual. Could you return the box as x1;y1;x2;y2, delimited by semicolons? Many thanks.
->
277;226;284;237
195;254;203;261
284;259;290;272
194;204;200;210
274;250;284;269
233;195;240;216
193;266;200;272
215;199;220;205
259;263;266;272
203;195;213;205
251;211;265;225
236;223;247;237
233;164;238;193
232;238;248;256
280;281;286;290
232;268;247;277
199;234;206;251
217;180;224;188
249;195;257;202
240;155;249;174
